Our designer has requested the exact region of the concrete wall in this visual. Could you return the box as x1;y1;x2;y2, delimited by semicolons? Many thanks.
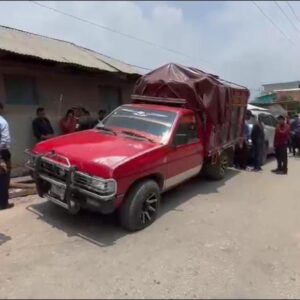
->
0;59;137;168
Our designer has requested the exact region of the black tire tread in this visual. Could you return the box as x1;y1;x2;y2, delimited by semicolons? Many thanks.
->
119;179;160;231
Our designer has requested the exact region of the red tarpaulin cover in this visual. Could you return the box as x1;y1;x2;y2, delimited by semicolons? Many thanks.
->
133;63;250;126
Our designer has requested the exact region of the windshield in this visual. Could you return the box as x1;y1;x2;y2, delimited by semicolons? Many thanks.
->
102;106;177;141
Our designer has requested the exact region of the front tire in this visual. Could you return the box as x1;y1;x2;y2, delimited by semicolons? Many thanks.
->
119;180;161;231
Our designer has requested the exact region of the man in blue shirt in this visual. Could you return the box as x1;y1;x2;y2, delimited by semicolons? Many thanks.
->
0;102;14;210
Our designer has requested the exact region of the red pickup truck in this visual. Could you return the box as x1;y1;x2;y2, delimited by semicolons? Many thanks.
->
26;63;249;231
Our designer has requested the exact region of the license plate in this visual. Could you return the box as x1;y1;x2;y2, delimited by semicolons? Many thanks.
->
50;184;66;200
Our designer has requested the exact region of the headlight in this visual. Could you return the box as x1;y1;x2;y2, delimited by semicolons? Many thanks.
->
90;177;116;195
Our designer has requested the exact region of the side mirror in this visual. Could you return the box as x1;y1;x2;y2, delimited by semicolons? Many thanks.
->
173;133;188;147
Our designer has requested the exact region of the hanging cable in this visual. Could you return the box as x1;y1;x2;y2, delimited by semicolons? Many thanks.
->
29;0;212;66
252;1;296;46
274;1;300;36
286;1;300;23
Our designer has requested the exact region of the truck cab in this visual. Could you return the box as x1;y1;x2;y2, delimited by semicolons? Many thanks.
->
27;103;204;231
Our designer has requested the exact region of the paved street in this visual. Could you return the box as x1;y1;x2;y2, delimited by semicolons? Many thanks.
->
1;157;300;299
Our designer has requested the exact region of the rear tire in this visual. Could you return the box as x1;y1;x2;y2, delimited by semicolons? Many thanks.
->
205;151;228;180
119;180;161;231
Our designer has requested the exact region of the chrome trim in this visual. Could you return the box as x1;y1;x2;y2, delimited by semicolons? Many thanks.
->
46;152;71;167
74;171;117;198
41;156;70;170
24;149;37;170
70;184;115;201
32;152;116;201
45;194;68;209
39;174;66;188
39;172;114;201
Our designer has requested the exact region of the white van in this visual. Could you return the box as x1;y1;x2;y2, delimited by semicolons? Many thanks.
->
247;105;277;163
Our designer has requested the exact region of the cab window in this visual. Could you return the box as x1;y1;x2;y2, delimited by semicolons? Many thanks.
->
173;114;199;146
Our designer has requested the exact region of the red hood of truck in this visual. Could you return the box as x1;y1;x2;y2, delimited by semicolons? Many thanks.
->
32;130;160;178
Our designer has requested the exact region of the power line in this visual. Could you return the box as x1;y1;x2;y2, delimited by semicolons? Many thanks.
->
29;0;211;65
252;1;296;46
286;1;300;23
274;1;300;36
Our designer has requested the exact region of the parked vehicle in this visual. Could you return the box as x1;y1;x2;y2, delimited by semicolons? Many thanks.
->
247;108;277;164
26;63;249;231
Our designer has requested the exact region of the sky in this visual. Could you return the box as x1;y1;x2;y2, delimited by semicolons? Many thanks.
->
1;1;300;100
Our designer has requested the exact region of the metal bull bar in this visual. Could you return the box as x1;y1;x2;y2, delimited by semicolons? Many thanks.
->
33;152;80;214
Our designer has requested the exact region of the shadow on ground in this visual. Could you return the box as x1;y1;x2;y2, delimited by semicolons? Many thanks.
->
0;233;11;246
26;168;240;248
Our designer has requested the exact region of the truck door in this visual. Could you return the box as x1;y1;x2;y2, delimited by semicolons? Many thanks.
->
164;113;203;191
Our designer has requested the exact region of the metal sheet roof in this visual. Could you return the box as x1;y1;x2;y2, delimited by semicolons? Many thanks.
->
252;93;276;105
0;25;141;75
274;88;300;92
247;104;267;111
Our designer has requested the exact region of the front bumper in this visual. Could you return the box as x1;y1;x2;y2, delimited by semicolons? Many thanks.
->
30;154;118;214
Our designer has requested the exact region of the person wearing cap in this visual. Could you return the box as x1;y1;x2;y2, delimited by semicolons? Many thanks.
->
272;115;290;175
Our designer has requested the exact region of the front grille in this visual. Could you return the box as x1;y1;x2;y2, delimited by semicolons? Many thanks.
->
39;159;68;182
73;172;92;188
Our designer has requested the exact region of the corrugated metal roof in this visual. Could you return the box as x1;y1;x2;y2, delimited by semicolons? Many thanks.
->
252;93;276;105
0;25;141;75
247;104;267;111
263;80;300;87
274;88;300;92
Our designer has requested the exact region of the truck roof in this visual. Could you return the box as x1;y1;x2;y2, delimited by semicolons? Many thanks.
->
124;103;190;114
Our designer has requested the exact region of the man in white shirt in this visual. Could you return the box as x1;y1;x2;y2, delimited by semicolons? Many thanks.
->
0;102;13;210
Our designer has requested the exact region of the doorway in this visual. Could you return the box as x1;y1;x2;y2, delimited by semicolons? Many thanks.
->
99;86;121;113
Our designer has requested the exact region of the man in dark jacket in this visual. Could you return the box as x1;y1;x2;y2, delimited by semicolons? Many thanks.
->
251;114;265;171
290;114;300;156
77;108;98;131
32;107;54;142
272;115;290;175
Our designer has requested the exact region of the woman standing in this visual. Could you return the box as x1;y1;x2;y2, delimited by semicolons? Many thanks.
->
59;109;77;134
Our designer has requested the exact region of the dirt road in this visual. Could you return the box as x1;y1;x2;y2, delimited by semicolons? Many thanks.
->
1;157;300;299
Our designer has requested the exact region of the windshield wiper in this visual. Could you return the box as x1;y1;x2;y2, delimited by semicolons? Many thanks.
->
96;126;117;135
121;130;154;143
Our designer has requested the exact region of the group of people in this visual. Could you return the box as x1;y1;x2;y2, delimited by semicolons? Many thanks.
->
235;110;300;175
32;106;107;142
0;103;107;210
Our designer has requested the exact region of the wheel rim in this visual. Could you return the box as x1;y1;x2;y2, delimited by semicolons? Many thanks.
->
140;193;158;225
220;155;228;175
